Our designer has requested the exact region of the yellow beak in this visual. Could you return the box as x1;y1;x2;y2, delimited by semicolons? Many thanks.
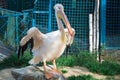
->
57;10;73;37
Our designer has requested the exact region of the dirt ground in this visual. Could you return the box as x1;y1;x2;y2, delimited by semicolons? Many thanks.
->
0;66;120;80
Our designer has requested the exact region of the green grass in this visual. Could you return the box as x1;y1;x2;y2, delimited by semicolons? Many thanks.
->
0;51;32;70
56;52;120;76
0;51;120;76
61;69;68;73
68;75;98;80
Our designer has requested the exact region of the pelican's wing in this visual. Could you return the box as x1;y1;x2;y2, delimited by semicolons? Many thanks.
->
18;27;44;58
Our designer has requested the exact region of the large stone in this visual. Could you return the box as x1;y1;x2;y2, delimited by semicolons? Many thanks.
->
11;66;65;80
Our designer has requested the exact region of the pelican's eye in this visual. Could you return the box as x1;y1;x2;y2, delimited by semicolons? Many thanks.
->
58;6;61;10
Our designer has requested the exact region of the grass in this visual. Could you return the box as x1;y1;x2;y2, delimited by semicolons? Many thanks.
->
68;75;98;80
0;51;32;70
0;51;120;76
56;52;120;76
61;69;68;73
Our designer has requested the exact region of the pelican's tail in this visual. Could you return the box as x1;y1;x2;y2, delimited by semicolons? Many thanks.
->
18;27;42;58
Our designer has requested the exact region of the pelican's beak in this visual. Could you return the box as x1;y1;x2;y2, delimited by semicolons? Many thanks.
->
57;10;73;37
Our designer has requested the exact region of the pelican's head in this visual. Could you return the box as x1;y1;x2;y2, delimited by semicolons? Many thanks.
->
54;4;74;38
54;4;64;12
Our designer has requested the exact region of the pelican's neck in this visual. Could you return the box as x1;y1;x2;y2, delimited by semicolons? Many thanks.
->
55;13;66;42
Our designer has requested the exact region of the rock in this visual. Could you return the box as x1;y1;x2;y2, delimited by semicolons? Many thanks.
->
0;53;7;62
11;66;45;80
11;66;65;80
0;41;14;56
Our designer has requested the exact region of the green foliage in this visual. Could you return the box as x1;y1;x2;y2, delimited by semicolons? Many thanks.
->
56;51;96;67
68;75;98;80
56;55;76;67
99;61;120;75
56;52;120;76
0;51;32;70
61;69;68;73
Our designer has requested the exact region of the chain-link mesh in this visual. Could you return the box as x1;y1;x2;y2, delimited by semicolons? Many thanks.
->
34;0;95;54
106;0;120;49
0;8;32;50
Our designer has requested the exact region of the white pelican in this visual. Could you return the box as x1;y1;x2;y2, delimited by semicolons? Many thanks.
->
18;4;75;79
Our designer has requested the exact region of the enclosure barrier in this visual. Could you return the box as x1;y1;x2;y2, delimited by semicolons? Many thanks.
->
0;0;119;54
0;8;32;51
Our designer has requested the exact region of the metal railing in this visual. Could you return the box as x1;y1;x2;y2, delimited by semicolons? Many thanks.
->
0;8;32;51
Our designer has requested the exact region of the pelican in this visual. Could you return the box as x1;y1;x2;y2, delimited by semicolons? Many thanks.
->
18;4;75;79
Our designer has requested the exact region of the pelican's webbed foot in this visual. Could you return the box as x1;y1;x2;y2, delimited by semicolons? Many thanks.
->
44;71;54;79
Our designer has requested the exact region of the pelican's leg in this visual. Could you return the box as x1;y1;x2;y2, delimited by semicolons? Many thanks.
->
52;59;62;74
43;60;47;71
52;59;56;69
44;60;53;79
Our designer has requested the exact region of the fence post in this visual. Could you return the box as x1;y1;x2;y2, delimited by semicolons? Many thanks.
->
96;0;100;52
100;0;106;48
89;14;93;53
93;0;100;53
15;16;19;52
93;1;97;52
7;16;15;48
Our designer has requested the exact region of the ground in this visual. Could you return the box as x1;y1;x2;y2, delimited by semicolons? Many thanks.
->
61;66;107;79
1;66;119;80
0;43;120;80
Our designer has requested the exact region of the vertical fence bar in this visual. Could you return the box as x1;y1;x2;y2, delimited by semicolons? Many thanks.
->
15;16;19;52
32;12;36;27
48;0;52;32
32;18;36;27
100;0;106;48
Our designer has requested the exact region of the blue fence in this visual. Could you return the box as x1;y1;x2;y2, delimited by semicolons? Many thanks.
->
0;8;32;50
106;0;120;49
33;0;120;51
33;0;95;54
0;0;120;53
